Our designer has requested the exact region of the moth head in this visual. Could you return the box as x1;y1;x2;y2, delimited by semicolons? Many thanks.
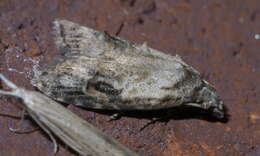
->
198;85;224;119
186;84;225;119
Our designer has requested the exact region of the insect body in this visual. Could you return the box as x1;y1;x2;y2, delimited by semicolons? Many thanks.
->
32;20;224;118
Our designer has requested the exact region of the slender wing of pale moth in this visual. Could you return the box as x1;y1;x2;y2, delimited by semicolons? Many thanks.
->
32;19;224;118
0;74;138;156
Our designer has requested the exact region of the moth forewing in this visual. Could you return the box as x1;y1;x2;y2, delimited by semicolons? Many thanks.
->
0;74;138;156
32;19;225;118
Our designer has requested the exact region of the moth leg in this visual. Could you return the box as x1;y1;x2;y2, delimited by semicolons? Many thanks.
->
36;121;58;154
108;112;123;121
9;127;40;134
39;123;58;154
8;110;39;134
9;109;26;132
139;117;160;131
140;116;170;131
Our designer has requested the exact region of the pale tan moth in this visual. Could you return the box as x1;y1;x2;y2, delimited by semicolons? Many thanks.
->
32;20;225;119
0;74;138;156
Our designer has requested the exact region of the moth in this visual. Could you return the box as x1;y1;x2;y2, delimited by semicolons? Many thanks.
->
32;19;224;119
0;74;138;156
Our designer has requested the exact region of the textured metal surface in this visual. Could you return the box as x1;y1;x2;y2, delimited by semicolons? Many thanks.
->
0;0;259;156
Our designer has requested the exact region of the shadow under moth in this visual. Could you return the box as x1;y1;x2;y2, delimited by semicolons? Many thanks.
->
0;74;138;156
32;19;225;119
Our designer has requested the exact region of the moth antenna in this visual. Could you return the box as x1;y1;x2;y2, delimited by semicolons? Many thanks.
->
9;127;40;134
9;109;26;132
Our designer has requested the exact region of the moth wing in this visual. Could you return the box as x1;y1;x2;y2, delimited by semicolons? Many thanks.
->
38;20;213;112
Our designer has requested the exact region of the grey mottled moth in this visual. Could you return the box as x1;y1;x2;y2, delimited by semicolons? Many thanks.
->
32;19;224;119
0;74;138;156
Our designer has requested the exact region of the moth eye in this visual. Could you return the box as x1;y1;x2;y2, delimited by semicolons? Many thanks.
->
94;81;121;95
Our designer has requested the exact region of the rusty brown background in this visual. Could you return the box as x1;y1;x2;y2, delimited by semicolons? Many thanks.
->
0;0;259;156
